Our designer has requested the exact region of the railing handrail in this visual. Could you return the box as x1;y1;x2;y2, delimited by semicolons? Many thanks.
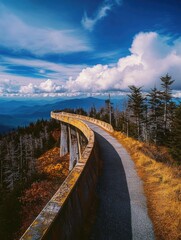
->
52;111;114;133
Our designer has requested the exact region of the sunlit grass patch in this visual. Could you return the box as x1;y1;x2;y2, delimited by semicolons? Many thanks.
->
113;131;181;240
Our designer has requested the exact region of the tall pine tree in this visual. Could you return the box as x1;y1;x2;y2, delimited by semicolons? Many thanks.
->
128;85;145;140
147;87;162;144
160;74;175;145
169;104;181;164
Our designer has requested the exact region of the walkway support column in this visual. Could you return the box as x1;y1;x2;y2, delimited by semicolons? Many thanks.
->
60;123;68;157
76;129;81;160
68;126;79;171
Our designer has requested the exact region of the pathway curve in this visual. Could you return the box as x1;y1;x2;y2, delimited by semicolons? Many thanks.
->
84;121;155;240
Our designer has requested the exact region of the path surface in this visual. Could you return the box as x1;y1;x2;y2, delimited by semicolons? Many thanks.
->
84;122;155;240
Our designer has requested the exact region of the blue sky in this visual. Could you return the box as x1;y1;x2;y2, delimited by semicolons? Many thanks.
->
0;0;181;97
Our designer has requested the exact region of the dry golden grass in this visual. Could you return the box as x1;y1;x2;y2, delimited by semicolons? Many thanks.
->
113;131;181;240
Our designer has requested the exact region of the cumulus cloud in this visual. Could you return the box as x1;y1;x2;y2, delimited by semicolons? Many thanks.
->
0;4;91;55
0;79;11;93
82;0;122;31
0;56;86;96
1;31;181;97
0;79;64;96
173;90;181;98
19;79;62;94
66;32;181;91
0;79;20;93
39;79;61;92
20;83;35;94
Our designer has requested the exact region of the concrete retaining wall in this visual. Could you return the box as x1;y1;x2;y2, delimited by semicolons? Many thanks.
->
20;113;100;240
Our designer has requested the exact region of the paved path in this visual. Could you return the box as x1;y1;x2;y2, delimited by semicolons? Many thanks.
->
84;122;155;240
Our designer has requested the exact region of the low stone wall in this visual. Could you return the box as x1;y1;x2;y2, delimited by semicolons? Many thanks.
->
20;113;100;240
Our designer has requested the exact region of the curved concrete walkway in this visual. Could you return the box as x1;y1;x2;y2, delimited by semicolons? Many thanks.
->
84;121;155;240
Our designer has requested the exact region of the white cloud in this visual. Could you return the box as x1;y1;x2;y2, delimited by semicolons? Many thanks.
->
0;56;86;96
1;31;181;97
0;79;20;93
66;32;181;91
66;64;119;91
82;0;122;31
1;56;86;84
0;79;10;93
82;5;111;31
0;4;91;55
20;83;35;94
19;79;63;94
173;90;181;98
39;79;61;92
0;78;64;95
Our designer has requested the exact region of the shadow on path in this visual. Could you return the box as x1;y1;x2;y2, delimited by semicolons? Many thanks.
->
89;132;132;240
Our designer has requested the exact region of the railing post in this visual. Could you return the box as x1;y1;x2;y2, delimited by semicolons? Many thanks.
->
60;123;68;157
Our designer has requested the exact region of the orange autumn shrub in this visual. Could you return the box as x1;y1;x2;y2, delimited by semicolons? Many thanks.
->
36;147;69;178
19;147;69;236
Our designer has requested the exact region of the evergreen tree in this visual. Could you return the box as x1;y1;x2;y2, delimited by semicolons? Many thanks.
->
147;74;175;146
75;108;87;116
0;118;60;239
147;87;162;144
160;74;175;137
128;85;145;140
89;105;97;118
169;104;181;164
105;94;113;124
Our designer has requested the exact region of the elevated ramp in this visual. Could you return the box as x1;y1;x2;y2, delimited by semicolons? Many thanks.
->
84;121;155;240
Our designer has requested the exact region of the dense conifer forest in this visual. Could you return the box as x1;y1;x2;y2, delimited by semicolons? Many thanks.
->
0;119;60;239
88;74;181;164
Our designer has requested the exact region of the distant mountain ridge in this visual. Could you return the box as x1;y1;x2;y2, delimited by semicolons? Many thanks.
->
0;124;13;134
0;95;180;134
0;97;107;133
12;97;105;115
